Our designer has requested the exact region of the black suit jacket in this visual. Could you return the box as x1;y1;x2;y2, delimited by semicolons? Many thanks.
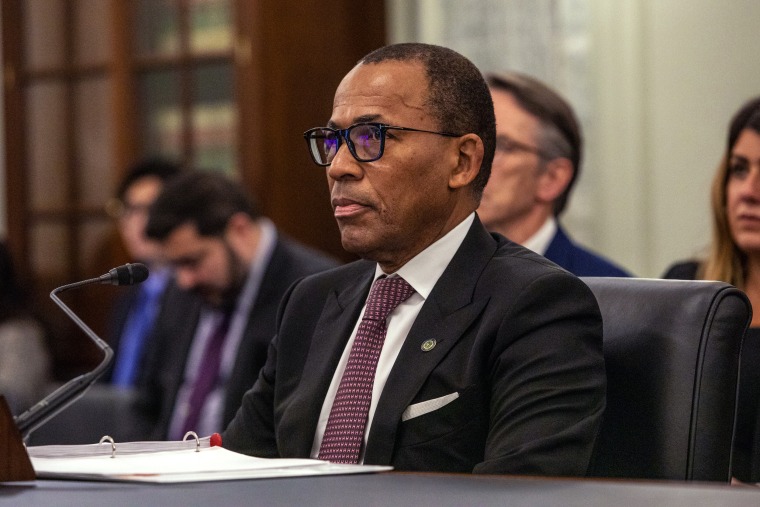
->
661;260;699;280
133;235;339;440
223;217;606;476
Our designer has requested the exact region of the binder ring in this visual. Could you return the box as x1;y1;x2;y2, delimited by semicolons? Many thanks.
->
99;435;116;458
183;431;201;452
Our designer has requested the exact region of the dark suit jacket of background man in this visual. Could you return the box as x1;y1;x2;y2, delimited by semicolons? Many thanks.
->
223;217;606;476
133;236;339;441
544;225;631;277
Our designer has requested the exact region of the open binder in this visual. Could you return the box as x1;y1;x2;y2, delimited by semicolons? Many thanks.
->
25;432;392;483
1;396;390;485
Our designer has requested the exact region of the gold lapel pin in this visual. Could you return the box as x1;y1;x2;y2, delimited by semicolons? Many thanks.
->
421;339;437;352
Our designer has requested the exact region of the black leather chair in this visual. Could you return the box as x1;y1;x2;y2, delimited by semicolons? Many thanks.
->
582;277;751;482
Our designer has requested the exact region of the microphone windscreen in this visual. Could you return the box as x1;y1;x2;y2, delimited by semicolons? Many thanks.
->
109;263;150;285
125;263;149;284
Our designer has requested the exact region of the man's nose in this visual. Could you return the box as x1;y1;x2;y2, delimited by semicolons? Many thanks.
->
174;267;197;289
327;142;363;181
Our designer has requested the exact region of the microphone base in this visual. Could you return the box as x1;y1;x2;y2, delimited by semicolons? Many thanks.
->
0;395;35;481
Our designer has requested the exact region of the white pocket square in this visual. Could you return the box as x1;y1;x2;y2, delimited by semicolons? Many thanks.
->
401;392;460;422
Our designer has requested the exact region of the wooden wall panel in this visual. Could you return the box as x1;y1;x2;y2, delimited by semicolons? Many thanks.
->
237;0;386;262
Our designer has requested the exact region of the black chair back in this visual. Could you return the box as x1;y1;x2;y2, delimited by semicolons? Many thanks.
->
583;277;751;482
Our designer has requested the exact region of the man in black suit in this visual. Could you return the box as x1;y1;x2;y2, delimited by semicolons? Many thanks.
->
133;171;338;441
223;43;606;476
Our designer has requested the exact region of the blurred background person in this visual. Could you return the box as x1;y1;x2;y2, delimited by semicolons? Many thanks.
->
104;158;183;387
133;171;339;441
0;240;51;413
477;72;630;277
663;96;760;483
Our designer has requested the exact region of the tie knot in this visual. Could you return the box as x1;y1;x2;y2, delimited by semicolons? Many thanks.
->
364;276;415;322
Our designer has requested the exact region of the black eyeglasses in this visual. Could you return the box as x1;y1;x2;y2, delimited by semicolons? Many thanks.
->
495;134;551;159
104;198;151;220
303;122;463;166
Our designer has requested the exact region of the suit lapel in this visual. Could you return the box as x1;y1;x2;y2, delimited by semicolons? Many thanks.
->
543;226;572;270
364;219;498;464
288;267;375;455
224;240;286;416
225;238;309;419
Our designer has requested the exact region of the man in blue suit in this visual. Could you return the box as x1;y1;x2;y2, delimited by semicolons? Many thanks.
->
477;72;630;277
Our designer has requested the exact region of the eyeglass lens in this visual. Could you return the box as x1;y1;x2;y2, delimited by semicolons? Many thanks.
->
308;124;384;164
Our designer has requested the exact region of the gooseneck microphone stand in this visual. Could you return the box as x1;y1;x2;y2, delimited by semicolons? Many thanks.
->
13;263;149;440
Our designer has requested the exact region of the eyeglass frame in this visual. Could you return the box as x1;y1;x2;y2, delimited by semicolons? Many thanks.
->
104;198;152;220
495;133;552;160
303;122;464;166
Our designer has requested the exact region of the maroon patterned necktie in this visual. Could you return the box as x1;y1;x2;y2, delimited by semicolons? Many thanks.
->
318;276;415;464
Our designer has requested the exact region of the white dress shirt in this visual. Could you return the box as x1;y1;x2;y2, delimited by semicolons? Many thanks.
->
521;216;557;256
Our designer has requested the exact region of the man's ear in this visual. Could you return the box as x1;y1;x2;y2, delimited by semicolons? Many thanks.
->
223;212;254;249
224;212;260;260
449;134;484;190
536;157;573;203
224;212;250;235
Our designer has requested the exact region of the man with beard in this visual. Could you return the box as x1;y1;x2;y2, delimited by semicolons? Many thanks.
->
132;171;338;441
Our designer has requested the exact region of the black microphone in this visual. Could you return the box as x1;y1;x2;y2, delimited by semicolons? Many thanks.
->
100;263;149;286
13;263;150;439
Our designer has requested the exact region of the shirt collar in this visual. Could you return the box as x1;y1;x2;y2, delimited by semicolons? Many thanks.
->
522;216;557;255
373;213;475;300
236;217;277;313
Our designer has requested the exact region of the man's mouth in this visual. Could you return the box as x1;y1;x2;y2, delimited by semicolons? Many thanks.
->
332;198;370;218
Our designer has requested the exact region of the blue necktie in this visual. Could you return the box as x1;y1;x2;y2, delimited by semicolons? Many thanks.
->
111;276;164;386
